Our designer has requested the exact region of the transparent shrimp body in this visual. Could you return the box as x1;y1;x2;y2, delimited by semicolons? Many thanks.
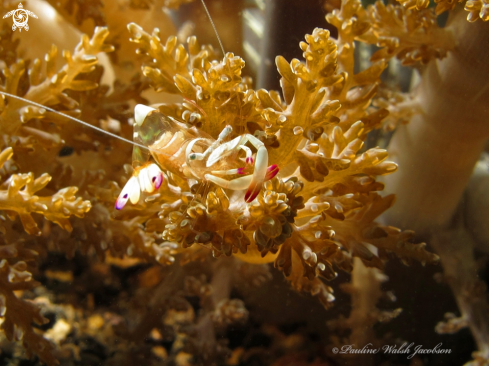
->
115;105;279;209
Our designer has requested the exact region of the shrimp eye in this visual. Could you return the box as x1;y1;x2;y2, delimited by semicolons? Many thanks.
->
190;153;196;160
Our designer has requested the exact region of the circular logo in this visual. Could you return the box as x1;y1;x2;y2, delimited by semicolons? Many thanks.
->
12;8;29;30
3;3;38;32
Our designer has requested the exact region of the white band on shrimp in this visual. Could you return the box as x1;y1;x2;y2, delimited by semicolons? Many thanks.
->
135;104;156;126
205;174;252;190
115;163;163;210
244;145;268;202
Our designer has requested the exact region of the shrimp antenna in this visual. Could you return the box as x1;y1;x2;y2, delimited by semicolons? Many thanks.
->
200;0;226;57
0;91;155;152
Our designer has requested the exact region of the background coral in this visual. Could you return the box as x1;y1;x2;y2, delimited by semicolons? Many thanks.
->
0;0;487;365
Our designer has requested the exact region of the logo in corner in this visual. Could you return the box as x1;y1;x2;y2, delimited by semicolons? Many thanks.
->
3;3;38;32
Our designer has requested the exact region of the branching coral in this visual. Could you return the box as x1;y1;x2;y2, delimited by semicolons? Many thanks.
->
465;0;489;21
327;258;402;365
0;0;485;363
327;0;455;65
373;2;489;365
0;259;58;366
373;87;420;131
123;8;438;315
0;148;91;236
395;0;489;22
0;147;91;365
0;26;114;148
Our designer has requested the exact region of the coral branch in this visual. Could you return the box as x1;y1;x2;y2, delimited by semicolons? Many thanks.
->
0;260;58;365
0;26;114;138
432;224;489;363
381;11;489;234
0;148;91;235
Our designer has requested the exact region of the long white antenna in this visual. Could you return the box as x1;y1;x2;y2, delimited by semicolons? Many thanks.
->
200;0;226;57
0;91;154;152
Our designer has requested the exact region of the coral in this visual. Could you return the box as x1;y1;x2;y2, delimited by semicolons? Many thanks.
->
0;148;91;236
121;3;439;319
327;258;402;364
395;0;489;22
0;259;58;366
0;0;486;364
0;147;90;364
373;87;420;131
0;26;114;148
465;0;489;21
327;0;455;66
435;0;464;14
378;3;489;366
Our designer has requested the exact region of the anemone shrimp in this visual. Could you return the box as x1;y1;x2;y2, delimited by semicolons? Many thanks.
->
115;104;279;209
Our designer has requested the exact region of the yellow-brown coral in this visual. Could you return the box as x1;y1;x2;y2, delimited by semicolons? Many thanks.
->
0;0;484;364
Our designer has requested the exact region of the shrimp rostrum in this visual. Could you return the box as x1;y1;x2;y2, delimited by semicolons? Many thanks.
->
115;105;279;210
